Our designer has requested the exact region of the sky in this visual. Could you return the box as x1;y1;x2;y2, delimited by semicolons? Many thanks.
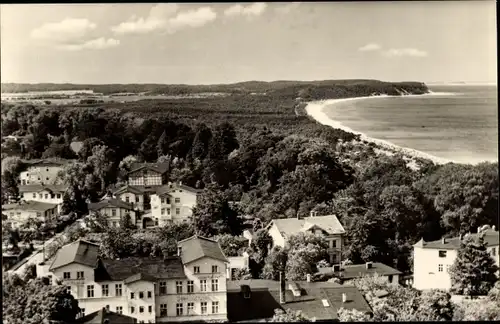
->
0;2;497;84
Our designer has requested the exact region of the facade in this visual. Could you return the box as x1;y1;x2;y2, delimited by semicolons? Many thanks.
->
113;185;147;211
18;184;68;213
413;225;499;291
37;236;229;323
266;213;346;264
317;262;402;285
88;198;137;228
127;163;169;187
19;159;73;185
150;182;200;226
2;200;58;229
226;252;250;280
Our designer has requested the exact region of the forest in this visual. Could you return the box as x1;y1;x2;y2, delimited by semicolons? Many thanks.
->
1;80;497;276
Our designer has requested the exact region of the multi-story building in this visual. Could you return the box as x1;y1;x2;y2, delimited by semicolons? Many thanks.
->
127;163;169;187
150;182;200;226
317;262;402;285
19;159;73;185
18;184;68;213
36;235;228;323
88;198;137;228
413;225;499;291
2;200;58;229
266;212;346;264
113;185;147;211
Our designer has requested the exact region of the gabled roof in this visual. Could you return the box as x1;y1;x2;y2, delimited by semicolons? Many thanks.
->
49;240;100;271
22;158;75;167
18;184;68;193
2;200;58;212
113;184;146;195
178;235;228;264
154;182;201;196
127;162;170;175
76;308;137;324
94;256;186;282
269;215;345;239
88;198;135;211
318;262;402;279
227;280;371;322
414;229;499;250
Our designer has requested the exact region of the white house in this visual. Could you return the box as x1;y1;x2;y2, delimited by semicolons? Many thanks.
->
18;184;68;213
2;200;58;229
150;182;200;226
113;185;147;211
36;235;229;323
127;163;169;187
413;225;499;291
88;198;137;228
19;159;73;185
317;262;402;285
266;213;346;264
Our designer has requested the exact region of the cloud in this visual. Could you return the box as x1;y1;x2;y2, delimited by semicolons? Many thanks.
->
30;18;97;43
111;4;216;35
57;37;120;51
383;48;428;57
224;3;268;18
358;43;381;52
275;2;301;15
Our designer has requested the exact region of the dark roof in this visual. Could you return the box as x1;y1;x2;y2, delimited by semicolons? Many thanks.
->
2;200;58;212
18;184;68;193
22;158;75;167
178;235;228;264
113;185;146;195
49;240;100;271
88;198;135;211
94;256;186;282
318;262;402;279
227;280;371;322
414;229;499;250
76;308;137;324
155;182;201;196
128;162;170;175
268;215;345;238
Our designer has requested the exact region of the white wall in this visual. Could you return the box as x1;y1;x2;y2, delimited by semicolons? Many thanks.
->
92;207;136;227
4;206;57;229
20;166;64;185
117;192;144;211
22;190;64;213
151;190;197;226
268;223;286;248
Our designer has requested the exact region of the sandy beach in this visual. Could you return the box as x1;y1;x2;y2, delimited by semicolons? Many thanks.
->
304;93;459;165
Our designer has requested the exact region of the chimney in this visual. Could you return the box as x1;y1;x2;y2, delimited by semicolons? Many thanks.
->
366;262;373;269
333;265;341;272
493;225;496;231
459;234;463;241
177;246;182;257
342;293;347;303
478;226;481;233
442;238;446;244
279;271;286;304
306;274;311;282
179;181;182;186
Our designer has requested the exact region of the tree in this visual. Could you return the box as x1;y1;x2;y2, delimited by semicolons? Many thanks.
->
119;213;135;230
415;289;454;321
337;308;372;322
269;309;311;322
487;280;500;301
78;137;105;161
449;233;498;297
453;300;500;321
189;123;212;161
261;246;288;280
215;234;247;257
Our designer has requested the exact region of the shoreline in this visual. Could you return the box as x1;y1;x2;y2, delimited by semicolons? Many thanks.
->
305;92;462;166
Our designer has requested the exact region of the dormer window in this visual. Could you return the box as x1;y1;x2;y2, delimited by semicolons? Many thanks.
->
439;250;447;258
241;285;251;299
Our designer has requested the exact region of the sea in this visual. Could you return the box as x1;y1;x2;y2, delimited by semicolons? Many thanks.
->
321;85;498;165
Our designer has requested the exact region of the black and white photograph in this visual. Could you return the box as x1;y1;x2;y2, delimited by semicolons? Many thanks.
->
1;1;498;323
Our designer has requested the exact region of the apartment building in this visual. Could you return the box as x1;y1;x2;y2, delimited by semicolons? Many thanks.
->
88;198;137;228
266;212;346;264
150;182;200;226
18;184;68;213
36;235;228;323
413;225;499;291
127;163;169;187
19;159;73;185
2;200;58;229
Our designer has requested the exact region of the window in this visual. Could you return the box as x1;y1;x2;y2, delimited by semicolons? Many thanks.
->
125;196;130;203
176;281;183;293
77;271;84;279
176;303;183;316
211;279;219;292
81;309;85;316
46;168;49;172
87;285;94;298
155;219;159;226
115;284;122;296
187;302;194;315
175;208;180;215
148;305;152;313
63;272;71;279
148;291;152;298
136;196;140;203
194;266;200;274
187;281;194;293
36;212;42;217
46;177;49;181
212;301;219;314
492;248;497;257
105;305;110;311
439;250;447;258
161;208;165;215
167;198;171;204
331;240;337;248
160;304;167;316
33;193;36;198
116;306;123;314
139;291;144;299
388;275;393;283
200;280;207;292
130;292;135;299
39;193;43;198
102;284;109;297
212;265;218;273
175;197;180;203
112;209;117;217
47;275;52;285
438;264;443;272
51;193;55;199
57;193;61;199
159;281;167;295
167;208;171;215
45;194;48;199
139;306;144;313
201;302;207;314
161;197;165;204
112;221;117;227
131;307;135;314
